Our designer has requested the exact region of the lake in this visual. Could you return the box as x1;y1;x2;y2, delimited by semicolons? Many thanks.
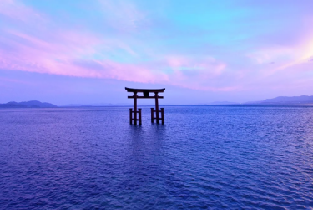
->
0;106;313;209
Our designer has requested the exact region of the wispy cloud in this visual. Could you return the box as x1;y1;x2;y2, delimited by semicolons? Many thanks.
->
1;0;313;96
0;0;46;23
98;0;149;32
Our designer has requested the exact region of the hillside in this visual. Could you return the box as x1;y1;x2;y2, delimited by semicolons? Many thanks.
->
0;100;58;108
245;95;313;105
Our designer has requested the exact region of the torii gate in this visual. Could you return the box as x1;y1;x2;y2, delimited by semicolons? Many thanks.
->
125;87;165;125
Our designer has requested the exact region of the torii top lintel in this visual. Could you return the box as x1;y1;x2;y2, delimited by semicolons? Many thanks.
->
125;87;165;93
125;87;165;99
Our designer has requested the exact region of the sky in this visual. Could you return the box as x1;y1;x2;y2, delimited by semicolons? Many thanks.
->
0;0;313;105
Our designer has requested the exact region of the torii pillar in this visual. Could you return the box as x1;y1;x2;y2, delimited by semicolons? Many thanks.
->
125;87;165;125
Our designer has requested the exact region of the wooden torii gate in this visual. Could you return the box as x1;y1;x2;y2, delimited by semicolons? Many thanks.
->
125;87;165;125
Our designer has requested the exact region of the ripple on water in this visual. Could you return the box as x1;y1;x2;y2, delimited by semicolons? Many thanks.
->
0;106;313;209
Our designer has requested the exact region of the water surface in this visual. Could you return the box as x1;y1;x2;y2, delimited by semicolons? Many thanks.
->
1;106;313;209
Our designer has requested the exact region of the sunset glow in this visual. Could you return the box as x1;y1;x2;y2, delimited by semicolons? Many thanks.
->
1;0;313;104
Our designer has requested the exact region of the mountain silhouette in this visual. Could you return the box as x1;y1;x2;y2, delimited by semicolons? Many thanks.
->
245;95;313;105
0;100;57;108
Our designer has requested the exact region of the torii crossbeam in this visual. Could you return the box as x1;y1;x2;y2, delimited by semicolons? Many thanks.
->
125;87;165;125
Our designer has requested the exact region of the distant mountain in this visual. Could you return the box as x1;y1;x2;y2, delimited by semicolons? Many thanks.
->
208;101;241;105
0;100;57;108
245;95;313;105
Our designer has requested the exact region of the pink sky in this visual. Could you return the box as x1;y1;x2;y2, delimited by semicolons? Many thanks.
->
1;0;313;105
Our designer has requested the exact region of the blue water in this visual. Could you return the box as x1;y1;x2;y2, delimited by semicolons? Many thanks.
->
1;106;313;209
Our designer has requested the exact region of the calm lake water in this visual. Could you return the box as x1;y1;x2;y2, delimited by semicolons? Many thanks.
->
1;106;313;209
